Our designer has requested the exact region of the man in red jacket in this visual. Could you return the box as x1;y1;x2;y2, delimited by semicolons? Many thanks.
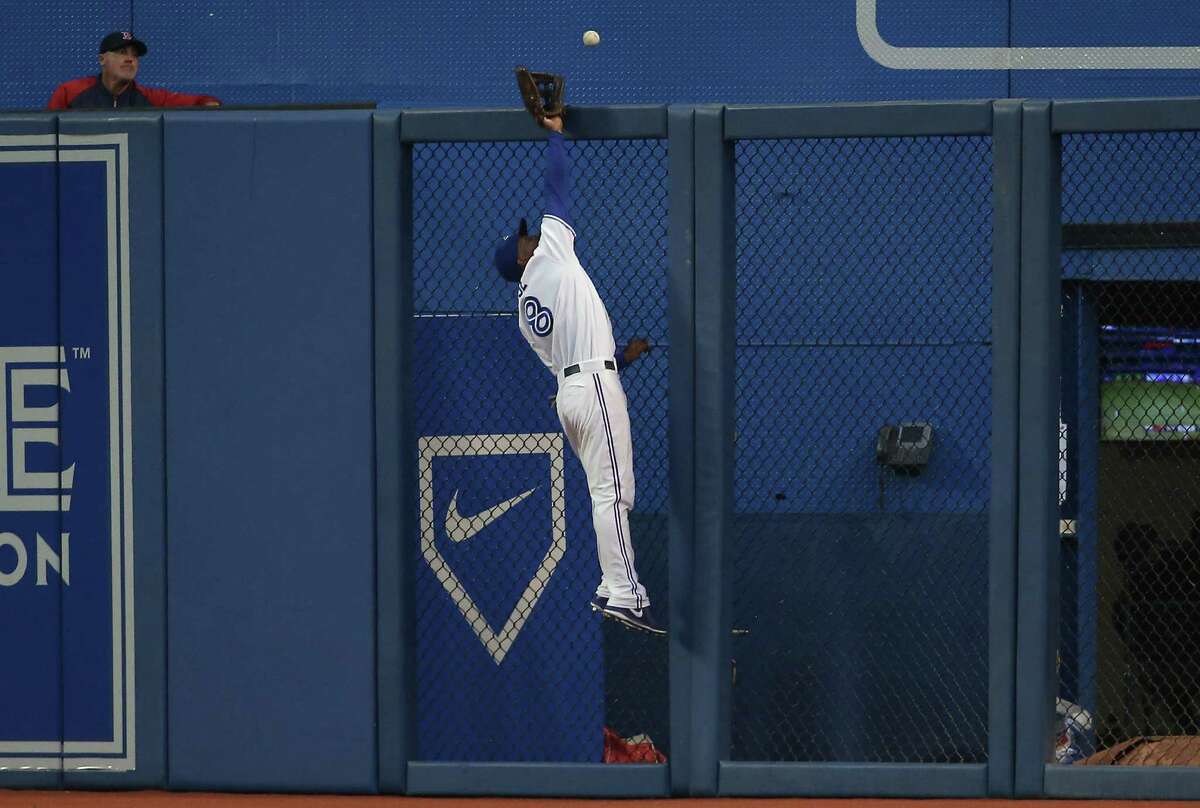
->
48;31;221;110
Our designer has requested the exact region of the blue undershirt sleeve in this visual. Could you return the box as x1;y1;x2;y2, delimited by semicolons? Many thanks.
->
544;132;571;225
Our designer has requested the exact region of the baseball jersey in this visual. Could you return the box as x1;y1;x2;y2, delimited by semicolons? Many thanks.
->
516;134;617;377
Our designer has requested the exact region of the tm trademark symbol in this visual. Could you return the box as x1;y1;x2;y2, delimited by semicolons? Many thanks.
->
72;347;91;360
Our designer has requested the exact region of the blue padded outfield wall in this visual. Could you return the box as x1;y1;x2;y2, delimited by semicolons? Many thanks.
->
3;1;1200;801
3;100;1200;799
6;1;1200;111
162;112;376;791
0;103;1199;798
0;113;377;792
0;106;1010;793
0;120;163;783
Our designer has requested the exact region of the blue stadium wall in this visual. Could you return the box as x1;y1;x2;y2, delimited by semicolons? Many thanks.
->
2;0;1200;798
7;0;1200;111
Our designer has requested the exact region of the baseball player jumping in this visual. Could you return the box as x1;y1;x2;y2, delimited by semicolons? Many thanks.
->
492;108;663;636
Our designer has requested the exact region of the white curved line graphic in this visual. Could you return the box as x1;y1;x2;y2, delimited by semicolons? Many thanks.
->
857;0;1200;70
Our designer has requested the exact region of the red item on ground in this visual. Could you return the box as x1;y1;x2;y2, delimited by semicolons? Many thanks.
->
603;725;667;763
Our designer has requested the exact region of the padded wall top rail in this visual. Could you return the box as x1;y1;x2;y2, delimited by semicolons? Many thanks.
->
400;106;669;142
724;101;994;140
1053;98;1200;134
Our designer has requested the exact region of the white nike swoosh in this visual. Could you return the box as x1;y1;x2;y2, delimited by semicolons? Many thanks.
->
445;487;537;543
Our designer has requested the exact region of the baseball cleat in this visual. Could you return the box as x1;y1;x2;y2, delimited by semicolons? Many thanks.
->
600;604;666;636
589;595;608;612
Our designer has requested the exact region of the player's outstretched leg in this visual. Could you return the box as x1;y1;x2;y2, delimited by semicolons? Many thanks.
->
557;371;663;636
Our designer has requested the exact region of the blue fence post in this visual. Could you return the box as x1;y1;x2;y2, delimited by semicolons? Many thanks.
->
1015;100;1062;798
666;104;696;796
988;99;1022;799
1073;286;1100;727
374;110;411;793
692;105;734;796
397;117;417;791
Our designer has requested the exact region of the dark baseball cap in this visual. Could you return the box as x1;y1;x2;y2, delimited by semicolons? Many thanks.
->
99;31;147;56
493;218;528;282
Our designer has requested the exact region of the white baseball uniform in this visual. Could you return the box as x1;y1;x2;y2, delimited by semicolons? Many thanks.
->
515;133;649;610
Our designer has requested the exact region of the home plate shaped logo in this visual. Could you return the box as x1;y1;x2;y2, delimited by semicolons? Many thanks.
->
418;433;565;665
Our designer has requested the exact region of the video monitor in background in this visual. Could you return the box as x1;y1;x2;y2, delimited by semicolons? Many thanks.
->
1100;325;1200;441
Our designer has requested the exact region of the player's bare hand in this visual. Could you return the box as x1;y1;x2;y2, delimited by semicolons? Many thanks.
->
539;114;564;133
621;337;652;366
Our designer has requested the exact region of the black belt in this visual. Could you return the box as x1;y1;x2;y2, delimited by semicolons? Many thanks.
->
563;359;616;377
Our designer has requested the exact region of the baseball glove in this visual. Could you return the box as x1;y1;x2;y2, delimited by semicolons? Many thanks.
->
515;67;566;120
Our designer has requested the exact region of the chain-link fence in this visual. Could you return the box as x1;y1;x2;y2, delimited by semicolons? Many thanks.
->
1059;131;1200;766
730;135;994;762
408;137;671;762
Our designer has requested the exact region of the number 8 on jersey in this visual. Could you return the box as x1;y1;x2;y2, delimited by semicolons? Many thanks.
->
522;294;554;337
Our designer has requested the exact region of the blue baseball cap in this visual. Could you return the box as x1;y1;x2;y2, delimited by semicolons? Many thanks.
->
493;218;528;282
100;31;147;56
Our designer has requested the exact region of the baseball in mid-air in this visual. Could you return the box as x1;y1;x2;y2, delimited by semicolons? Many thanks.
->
583;30;600;46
